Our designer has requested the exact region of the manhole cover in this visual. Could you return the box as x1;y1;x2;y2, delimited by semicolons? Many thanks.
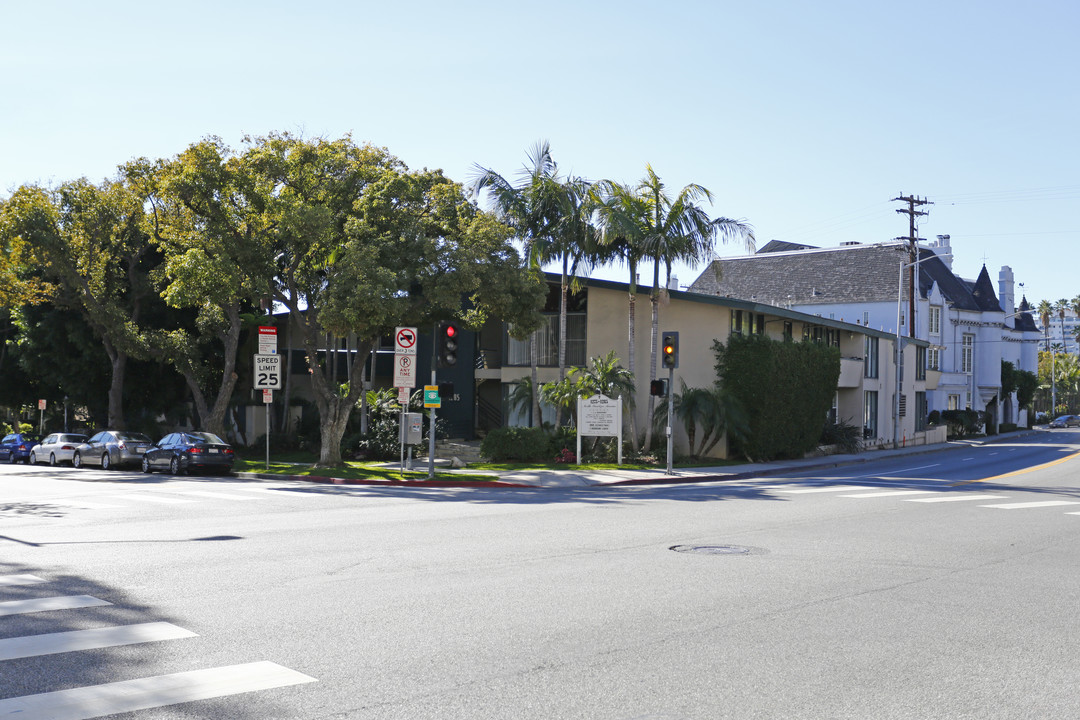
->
669;544;766;556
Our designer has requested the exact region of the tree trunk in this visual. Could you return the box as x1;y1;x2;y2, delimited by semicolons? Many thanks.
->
643;267;660;451
530;331;541;427
627;278;640;453
555;259;568;427
103;337;127;430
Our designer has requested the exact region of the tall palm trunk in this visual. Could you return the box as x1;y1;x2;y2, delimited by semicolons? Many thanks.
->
627;266;640;453
643;261;661;451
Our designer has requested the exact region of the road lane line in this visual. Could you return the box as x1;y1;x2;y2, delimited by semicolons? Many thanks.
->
0;661;316;719
951;450;1080;487
839;490;941;498
109;494;197;505
0;575;46;587
0;622;197;661
907;494;1009;503
978;501;1080;510
0;595;111;617
774;485;865;494
167;490;260;501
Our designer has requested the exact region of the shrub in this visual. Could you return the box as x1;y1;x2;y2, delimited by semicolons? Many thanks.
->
942;409;982;438
820;419;862;454
999;422;1018;433
927;410;941;426
480;427;553;462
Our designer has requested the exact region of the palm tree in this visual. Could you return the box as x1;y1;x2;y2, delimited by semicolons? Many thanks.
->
1037;300;1053;351
651;380;747;458
591;179;649;451
1055;299;1069;354
471;142;563;427
598;165;753;452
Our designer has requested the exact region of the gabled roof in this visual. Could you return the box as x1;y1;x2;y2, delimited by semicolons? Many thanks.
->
756;240;818;254
689;241;1001;314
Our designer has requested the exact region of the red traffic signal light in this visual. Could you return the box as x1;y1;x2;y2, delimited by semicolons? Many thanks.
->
437;321;460;368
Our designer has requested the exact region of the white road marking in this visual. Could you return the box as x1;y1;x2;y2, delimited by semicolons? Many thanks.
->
0;574;46;587
0;622;197;661
979;500;1080;510
839;490;941;498
109;494;197;505
774;486;865;494
166;490;259;501
63;500;125;509
0;661;316;719
907;494;1009;503
0;595;111;617
231;486;308;496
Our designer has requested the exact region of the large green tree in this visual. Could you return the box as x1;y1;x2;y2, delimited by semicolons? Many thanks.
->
1;179;158;428
129;140;277;437
245;133;544;465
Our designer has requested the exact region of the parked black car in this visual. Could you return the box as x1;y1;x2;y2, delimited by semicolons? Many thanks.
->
142;432;235;475
1;433;39;464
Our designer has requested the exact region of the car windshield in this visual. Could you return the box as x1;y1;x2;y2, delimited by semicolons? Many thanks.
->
189;432;227;445
116;433;152;443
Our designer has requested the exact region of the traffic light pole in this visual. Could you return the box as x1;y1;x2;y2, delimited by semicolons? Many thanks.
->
666;366;674;475
429;323;437;479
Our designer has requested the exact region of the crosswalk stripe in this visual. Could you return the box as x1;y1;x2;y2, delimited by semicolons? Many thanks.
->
839;490;941;498
109;494;197;505
0;622;197;661
0;595;111;618
231;486;304;496
0;661;316;719
775;486;864;494
166;490;259;501
907;494;1009;503
0;575;46;587
63;500;125;509
978;500;1080;510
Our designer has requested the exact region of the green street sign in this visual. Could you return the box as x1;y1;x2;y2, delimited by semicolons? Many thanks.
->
424;385;441;408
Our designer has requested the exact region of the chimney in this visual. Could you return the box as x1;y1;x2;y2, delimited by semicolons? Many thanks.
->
668;275;678;291
999;266;1015;317
933;235;953;270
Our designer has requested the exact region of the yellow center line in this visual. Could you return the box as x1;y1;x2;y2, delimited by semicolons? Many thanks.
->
950;451;1080;487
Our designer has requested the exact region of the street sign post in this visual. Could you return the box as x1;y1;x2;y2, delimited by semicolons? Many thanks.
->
258;326;278;354
424;385;441;408
394;354;417;387
395;327;418;355
254;354;282;390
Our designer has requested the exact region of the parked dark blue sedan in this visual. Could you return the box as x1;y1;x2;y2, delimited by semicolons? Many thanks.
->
141;432;235;475
1;433;40;464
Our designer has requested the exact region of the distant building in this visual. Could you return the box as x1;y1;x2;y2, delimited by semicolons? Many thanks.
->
688;235;1040;426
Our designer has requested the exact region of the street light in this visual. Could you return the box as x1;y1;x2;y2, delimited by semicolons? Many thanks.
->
894;251;951;448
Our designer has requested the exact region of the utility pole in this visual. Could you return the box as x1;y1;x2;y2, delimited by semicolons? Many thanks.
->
892;194;932;338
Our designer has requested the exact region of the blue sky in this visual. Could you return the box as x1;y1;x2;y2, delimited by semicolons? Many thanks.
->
3;0;1077;305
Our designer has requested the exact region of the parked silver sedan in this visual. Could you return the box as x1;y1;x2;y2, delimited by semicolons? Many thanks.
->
72;430;153;470
30;433;88;466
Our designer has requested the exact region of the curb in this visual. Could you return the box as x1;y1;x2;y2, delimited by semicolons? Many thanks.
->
234;471;533;489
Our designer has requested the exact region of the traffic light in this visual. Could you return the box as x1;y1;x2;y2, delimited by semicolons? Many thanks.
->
661;332;679;370
437;321;460;368
650;379;667;397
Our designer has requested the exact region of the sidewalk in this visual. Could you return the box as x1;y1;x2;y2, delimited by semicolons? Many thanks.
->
236;429;1040;490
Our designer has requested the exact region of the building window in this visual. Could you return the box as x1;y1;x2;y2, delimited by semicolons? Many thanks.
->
731;309;744;335
916;346;927;381
961;333;974;373
928;306;941;335
864;391;878;438
829;392;838;424
864;337;879;379
916;392;928;431
863;311;870;326
783;321;793;341
948;394;960;410
928;348;940;371
507;314;586;367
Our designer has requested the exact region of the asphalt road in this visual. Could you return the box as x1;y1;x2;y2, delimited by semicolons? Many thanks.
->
1;430;1079;719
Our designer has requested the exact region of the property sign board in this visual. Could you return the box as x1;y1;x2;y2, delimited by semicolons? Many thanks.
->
579;394;619;436
423;385;441;408
253;353;282;389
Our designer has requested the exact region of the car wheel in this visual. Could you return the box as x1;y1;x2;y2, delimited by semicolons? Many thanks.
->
101;453;111;471
169;456;184;475
142;456;152;474
49;453;57;467
72;452;82;469
29;452;37;465
6;452;15;464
